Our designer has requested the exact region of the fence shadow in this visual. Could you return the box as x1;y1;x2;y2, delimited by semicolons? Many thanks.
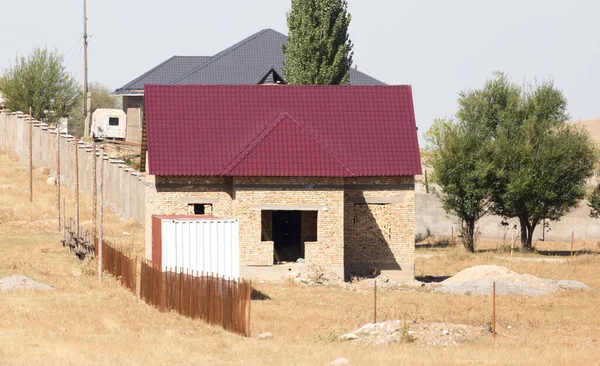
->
416;275;451;283
251;288;271;300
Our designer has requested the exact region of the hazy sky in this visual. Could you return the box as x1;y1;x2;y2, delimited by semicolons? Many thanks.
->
1;0;599;142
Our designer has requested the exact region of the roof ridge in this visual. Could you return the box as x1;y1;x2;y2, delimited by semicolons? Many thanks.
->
223;112;289;174
284;114;354;175
115;56;178;94
169;29;279;85
223;112;353;176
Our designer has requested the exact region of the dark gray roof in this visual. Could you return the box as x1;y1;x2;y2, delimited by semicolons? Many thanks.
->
172;29;288;85
115;29;384;94
115;56;211;95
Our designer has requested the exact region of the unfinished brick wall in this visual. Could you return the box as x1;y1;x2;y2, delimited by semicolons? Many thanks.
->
343;176;415;275
233;177;344;267
145;175;415;278
144;176;234;259
301;211;318;242
260;210;273;241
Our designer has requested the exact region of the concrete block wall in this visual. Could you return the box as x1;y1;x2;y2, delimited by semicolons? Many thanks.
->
0;111;148;225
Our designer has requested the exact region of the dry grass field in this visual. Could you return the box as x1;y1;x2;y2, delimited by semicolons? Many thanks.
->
1;150;600;365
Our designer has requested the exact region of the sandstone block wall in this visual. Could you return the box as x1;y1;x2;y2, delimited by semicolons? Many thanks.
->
344;176;415;274
146;175;415;276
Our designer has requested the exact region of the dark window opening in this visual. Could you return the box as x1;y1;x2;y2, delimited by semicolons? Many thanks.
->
189;203;213;215
108;117;120;126
193;204;205;215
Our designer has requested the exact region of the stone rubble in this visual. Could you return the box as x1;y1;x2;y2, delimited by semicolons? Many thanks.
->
340;320;486;346
0;275;53;292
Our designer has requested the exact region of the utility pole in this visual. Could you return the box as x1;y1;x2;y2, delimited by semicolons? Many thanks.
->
83;0;91;137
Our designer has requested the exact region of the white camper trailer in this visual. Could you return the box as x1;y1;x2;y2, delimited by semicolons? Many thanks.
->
91;109;127;140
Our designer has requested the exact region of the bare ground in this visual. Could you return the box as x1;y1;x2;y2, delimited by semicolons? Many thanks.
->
1;151;600;365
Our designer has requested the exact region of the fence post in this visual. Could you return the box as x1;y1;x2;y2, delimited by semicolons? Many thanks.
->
74;138;79;236
29;107;33;203
571;231;574;257
98;147;104;281
492;281;496;339
56;125;61;231
374;279;377;324
451;226;455;247
247;280;252;337
92;138;97;246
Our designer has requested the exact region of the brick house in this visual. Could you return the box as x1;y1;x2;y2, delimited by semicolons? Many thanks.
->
144;84;421;280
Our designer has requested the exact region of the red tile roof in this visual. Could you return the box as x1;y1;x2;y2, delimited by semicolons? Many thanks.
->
145;85;421;177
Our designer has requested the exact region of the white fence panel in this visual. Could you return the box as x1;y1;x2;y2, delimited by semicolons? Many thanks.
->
160;218;240;280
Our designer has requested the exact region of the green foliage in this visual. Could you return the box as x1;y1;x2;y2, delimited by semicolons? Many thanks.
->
428;72;596;252
282;0;354;85
69;82;121;137
488;78;594;252
1;47;80;124
426;118;493;252
588;184;600;218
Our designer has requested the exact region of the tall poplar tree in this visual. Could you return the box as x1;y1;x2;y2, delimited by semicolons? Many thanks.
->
283;0;354;85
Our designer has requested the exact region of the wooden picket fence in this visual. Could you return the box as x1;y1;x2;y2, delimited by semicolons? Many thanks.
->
95;238;137;292
140;261;252;337
61;225;251;336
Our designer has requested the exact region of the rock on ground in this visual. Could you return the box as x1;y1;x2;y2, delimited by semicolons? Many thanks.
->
0;275;53;292
340;320;485;346
329;358;349;365
433;265;592;296
257;332;273;340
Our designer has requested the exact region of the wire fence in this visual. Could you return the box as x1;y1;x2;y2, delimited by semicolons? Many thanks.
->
246;255;600;347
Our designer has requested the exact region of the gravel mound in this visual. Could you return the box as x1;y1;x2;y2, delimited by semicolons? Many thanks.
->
434;265;591;296
340;320;485;346
0;275;53;292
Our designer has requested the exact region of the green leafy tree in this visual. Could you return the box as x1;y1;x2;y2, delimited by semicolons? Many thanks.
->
429;72;596;252
588;184;600;218
425;73;519;252
1;47;80;124
426;119;493;252
282;0;354;85
489;80;595;252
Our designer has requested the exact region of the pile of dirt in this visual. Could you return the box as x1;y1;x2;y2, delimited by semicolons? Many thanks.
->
340;320;485;346
434;265;592;296
0;275;53;292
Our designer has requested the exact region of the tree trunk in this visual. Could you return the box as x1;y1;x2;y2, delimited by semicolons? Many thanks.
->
461;219;476;253
519;216;537;252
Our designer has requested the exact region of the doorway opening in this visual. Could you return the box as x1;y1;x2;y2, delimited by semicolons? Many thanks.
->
272;211;302;263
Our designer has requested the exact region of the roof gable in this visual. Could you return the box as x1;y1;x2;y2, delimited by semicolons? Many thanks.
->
225;113;352;176
171;29;287;85
145;85;421;177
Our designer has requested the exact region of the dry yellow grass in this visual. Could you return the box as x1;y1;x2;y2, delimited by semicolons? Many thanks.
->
1;151;600;365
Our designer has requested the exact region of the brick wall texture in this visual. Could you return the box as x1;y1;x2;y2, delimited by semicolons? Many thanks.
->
145;175;415;276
